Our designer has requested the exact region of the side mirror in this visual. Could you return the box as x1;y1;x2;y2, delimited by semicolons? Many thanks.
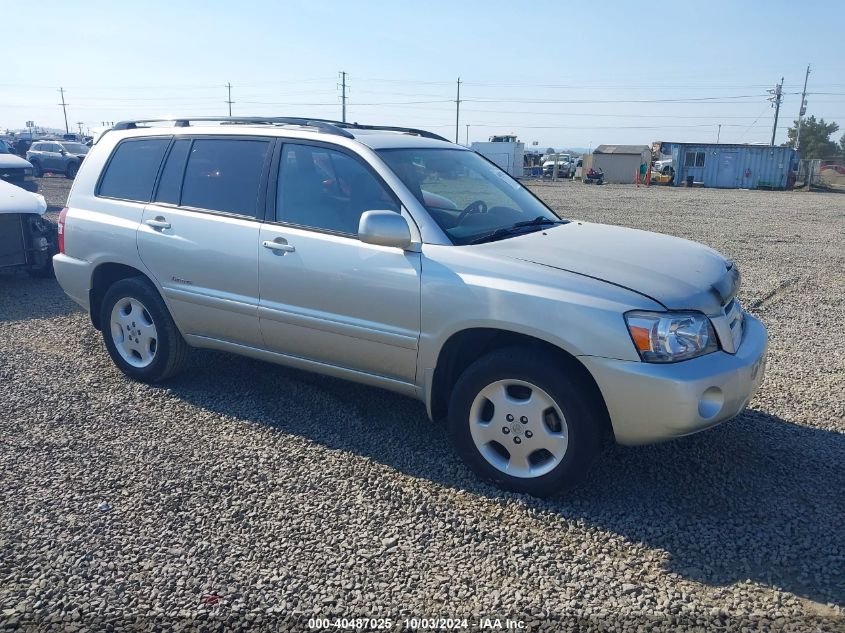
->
358;210;412;249
59;149;66;156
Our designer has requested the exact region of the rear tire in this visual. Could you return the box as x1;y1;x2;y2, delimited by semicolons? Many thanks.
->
100;277;189;383
447;348;602;497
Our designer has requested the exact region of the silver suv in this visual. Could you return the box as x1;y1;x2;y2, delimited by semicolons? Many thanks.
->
53;117;767;497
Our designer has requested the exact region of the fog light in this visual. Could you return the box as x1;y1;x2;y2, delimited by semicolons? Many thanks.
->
698;387;724;419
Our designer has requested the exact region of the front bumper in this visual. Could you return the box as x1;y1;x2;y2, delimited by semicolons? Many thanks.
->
581;314;768;445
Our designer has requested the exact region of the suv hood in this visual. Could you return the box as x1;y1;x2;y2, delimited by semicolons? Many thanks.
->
487;222;737;314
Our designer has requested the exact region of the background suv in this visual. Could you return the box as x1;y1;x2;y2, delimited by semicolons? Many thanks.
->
26;140;89;178
52;116;767;497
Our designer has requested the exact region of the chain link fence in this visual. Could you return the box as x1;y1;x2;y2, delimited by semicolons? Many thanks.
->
796;159;845;192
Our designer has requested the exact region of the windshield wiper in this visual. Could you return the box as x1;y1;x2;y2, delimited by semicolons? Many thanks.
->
468;216;565;245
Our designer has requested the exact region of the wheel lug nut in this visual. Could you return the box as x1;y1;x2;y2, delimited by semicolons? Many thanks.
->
520;416;528;423
506;414;514;422
525;430;533;438
502;427;510;434
513;437;522;444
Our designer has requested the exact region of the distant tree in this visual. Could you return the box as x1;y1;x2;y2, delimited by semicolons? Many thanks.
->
784;115;839;158
545;147;555;155
840;132;845;160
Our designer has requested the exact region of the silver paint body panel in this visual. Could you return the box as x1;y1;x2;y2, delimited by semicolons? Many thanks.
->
54;123;768;445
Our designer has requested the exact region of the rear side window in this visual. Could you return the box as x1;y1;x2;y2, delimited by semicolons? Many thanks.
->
98;138;170;202
154;139;191;205
180;139;270;216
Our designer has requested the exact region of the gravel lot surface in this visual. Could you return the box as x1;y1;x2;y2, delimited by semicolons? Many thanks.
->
1;177;843;632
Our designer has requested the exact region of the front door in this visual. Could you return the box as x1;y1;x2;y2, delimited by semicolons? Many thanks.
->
258;142;421;383
137;136;273;347
715;152;738;188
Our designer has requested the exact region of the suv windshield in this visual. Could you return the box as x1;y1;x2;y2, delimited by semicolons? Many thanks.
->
60;143;89;154
378;148;565;245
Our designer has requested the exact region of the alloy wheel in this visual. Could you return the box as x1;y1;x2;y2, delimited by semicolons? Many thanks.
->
109;297;158;368
469;379;568;478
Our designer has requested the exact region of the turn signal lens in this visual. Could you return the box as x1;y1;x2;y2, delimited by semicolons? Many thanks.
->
629;325;653;352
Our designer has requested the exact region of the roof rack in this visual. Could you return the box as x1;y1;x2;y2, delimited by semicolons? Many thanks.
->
313;120;449;142
108;116;449;142
111;116;356;138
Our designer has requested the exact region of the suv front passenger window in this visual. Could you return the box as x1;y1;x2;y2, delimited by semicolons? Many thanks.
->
276;144;399;235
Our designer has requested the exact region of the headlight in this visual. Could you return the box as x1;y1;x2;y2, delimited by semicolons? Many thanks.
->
24;168;33;176
625;311;718;363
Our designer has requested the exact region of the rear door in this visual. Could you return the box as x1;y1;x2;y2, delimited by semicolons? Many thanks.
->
257;141;421;382
137;136;273;347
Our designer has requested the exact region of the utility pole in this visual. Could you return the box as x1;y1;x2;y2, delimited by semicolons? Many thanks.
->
716;124;721;144
76;121;84;135
58;87;69;134
455;77;461;144
339;71;347;123
466;124;470;146
768;77;784;146
225;82;234;116
795;64;811;153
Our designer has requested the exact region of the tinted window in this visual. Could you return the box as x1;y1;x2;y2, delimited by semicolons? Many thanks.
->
180;139;270;216
59;142;89;154
98;138;170;201
277;144;398;234
154;139;191;205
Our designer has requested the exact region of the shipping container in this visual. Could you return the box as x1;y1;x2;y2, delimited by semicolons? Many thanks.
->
662;143;798;189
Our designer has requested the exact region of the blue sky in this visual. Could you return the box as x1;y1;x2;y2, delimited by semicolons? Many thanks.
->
3;0;844;148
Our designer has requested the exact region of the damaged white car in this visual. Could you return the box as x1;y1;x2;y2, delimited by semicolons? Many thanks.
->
0;180;57;277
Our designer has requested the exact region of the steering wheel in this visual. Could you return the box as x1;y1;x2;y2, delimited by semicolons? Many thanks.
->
456;200;488;224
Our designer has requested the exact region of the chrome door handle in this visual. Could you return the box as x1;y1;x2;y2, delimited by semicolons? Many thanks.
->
262;240;295;253
145;218;171;230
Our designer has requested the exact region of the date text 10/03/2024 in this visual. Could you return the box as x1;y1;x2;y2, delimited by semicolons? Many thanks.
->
307;617;527;630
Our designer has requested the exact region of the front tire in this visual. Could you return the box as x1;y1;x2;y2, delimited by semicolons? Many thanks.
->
100;277;189;382
31;161;42;178
448;348;602;497
65;162;78;179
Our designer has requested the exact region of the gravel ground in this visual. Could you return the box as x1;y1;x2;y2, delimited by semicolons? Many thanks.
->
1;177;843;632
